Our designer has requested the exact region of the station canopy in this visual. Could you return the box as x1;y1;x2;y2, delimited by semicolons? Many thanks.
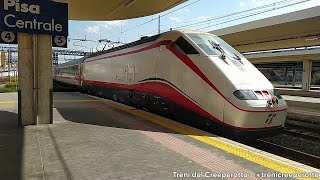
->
210;6;320;53
52;0;186;20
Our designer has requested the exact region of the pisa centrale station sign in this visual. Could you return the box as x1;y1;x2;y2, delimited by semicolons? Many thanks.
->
0;0;68;47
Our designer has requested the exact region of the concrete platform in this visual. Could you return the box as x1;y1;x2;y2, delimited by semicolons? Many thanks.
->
283;95;320;109
0;92;319;180
282;95;320;130
277;88;320;98
283;95;320;116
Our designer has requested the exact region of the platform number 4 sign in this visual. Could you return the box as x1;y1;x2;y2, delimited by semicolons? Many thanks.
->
0;31;17;44
0;31;67;48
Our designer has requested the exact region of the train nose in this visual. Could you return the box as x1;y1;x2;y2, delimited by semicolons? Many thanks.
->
233;89;286;107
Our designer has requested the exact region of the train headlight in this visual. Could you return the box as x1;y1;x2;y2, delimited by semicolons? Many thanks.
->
233;90;258;100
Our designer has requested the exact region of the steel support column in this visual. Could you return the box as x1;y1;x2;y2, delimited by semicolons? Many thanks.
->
284;67;288;85
292;67;296;86
302;59;312;91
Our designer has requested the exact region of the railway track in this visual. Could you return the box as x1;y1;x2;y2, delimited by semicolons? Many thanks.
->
244;125;320;168
283;127;320;142
247;139;320;169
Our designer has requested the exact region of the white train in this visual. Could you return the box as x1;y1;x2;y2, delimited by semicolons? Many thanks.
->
54;30;288;137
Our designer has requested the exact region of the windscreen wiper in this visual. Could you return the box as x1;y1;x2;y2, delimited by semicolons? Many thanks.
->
233;53;241;60
208;40;226;60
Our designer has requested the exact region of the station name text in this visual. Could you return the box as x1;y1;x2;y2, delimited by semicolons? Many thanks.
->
2;0;63;33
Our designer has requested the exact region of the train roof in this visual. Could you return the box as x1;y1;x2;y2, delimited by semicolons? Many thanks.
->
87;33;164;59
54;33;163;68
55;57;86;68
55;29;212;68
85;29;211;59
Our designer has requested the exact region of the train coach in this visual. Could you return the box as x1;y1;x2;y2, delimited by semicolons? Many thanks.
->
54;29;288;137
53;58;85;86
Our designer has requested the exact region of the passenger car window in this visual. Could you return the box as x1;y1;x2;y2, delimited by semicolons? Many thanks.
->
174;36;199;55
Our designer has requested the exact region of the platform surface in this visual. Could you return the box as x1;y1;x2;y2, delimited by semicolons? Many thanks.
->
283;95;320;113
283;95;320;104
0;92;319;180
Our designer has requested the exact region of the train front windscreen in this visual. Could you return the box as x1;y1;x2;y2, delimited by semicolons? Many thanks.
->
187;33;245;67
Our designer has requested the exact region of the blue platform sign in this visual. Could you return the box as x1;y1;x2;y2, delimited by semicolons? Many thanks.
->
0;0;68;36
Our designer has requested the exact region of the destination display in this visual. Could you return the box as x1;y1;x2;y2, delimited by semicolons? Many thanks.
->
0;0;68;36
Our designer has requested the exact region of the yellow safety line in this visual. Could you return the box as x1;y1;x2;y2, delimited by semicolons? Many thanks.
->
0;101;17;104
54;100;99;103
98;100;316;180
0;100;99;105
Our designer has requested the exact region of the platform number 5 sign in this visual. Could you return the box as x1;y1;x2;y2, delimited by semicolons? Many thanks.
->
0;31;17;44
53;36;67;48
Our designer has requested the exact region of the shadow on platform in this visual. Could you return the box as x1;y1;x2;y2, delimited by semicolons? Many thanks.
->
0;111;23;180
54;101;216;137
55;105;185;134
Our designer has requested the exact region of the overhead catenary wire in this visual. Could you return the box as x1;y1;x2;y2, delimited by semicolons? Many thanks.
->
67;36;125;52
160;0;201;17
117;0;311;44
76;0;313;53
97;0;299;47
164;0;295;30
163;0;310;31
159;0;292;28
103;0;202;40
195;0;312;31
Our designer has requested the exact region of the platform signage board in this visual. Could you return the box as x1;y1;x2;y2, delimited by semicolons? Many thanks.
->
0;31;17;44
0;0;68;36
0;31;68;48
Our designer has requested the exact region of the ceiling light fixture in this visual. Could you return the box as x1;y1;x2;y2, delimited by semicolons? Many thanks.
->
305;37;319;41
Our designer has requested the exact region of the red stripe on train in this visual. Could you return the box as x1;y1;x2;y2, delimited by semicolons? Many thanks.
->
83;79;280;130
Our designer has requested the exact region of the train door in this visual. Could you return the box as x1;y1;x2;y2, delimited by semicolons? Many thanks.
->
154;40;175;116
127;62;135;85
124;55;136;106
78;63;83;87
156;40;171;79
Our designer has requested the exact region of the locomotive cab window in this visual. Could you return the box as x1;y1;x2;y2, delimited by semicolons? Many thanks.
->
173;36;199;55
187;33;245;68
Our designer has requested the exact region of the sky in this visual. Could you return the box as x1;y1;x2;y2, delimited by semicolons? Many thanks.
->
67;0;320;52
